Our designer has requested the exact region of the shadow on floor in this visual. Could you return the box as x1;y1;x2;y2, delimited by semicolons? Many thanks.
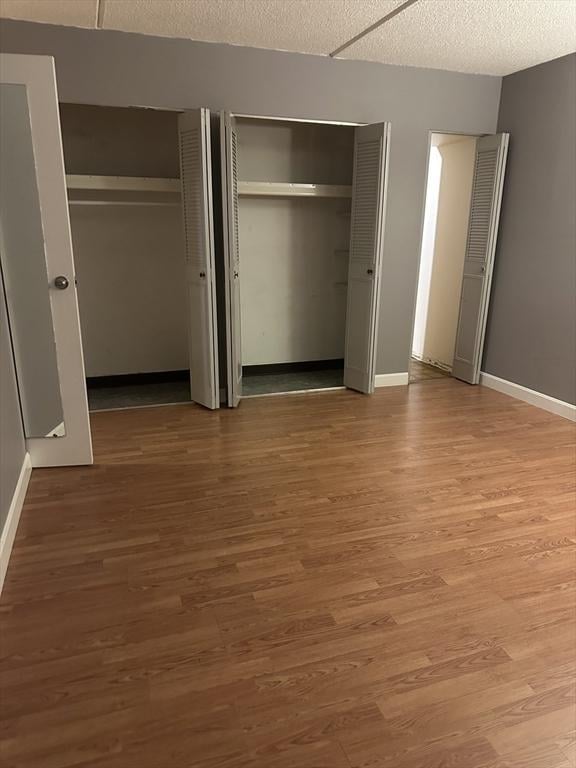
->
88;379;190;411
243;368;344;396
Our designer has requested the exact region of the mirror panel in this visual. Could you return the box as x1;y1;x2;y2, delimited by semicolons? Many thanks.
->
0;83;65;437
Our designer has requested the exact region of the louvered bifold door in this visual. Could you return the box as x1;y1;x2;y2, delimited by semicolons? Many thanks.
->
452;133;509;384
220;111;242;407
344;122;391;394
178;109;219;410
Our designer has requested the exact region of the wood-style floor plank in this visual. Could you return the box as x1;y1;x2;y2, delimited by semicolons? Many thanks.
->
1;380;575;767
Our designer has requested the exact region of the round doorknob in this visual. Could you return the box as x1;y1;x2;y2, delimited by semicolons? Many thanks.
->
367;268;374;275
54;275;70;290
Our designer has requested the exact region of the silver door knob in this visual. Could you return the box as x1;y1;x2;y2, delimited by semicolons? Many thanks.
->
54;275;70;290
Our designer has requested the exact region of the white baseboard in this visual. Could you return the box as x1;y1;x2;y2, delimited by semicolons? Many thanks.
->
0;453;32;595
480;373;576;422
375;372;409;387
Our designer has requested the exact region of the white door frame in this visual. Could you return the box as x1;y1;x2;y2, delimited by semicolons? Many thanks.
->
1;54;93;466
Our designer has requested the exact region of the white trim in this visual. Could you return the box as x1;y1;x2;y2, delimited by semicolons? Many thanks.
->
480;373;576;422
0;453;32;594
375;372;409;387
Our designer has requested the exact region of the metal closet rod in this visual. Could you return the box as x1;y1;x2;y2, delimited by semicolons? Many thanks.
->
68;200;181;207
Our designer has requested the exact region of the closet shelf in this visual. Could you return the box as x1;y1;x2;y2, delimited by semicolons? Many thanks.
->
238;181;352;198
66;175;180;193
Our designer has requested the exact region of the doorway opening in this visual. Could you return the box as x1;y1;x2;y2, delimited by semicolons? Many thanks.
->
410;132;478;384
233;117;354;397
221;114;390;405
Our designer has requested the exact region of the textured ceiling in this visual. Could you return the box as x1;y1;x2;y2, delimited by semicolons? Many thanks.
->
0;0;97;27
1;0;575;76
340;0;576;75
100;0;404;56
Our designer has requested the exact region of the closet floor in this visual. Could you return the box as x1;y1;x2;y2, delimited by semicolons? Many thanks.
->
87;379;191;411
243;368;344;396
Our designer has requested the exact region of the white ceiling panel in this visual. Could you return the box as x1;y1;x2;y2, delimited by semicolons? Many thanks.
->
339;0;576;75
101;0;404;55
1;0;574;76
0;0;97;27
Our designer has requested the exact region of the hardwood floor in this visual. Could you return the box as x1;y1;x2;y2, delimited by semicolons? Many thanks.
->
1;379;575;768
409;358;450;383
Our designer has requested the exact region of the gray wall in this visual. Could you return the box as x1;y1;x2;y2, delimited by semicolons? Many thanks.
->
0;19;502;375
60;102;180;177
0;268;26;531
483;54;576;404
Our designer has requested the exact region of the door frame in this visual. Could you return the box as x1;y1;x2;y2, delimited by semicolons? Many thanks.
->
408;129;486;384
1;54;93;466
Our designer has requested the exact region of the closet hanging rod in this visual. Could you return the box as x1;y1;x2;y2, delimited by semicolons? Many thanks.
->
66;174;180;193
68;200;181;207
238;181;352;198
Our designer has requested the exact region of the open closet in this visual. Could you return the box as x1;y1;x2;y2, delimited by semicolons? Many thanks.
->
220;113;391;407
59;104;390;412
60;104;195;412
233;118;353;396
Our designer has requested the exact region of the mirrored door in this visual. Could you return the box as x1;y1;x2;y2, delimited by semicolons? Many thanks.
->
0;54;92;466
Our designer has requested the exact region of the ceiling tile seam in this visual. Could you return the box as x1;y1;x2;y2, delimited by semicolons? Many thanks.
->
329;0;421;58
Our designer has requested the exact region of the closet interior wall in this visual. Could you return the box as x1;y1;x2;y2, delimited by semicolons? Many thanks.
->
236;119;354;379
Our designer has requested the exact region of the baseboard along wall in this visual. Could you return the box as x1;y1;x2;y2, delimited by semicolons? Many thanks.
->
0;453;32;594
374;372;409;387
480;372;576;422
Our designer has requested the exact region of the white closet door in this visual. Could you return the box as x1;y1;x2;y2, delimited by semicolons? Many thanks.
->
344;122;391;394
452;133;509;384
0;54;92;467
178;109;219;410
220;111;242;408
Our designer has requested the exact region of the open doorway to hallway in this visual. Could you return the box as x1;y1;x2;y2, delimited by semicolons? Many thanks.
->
410;132;478;384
